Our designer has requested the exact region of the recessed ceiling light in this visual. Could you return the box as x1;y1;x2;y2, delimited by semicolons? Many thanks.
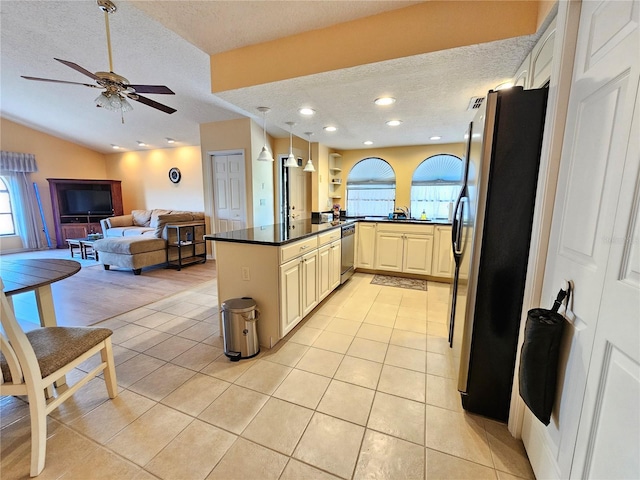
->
374;97;396;106
111;144;121;149
324;126;337;132
363;141;373;145
386;120;402;127
299;107;315;116
166;138;175;144
430;136;441;141
137;141;147;146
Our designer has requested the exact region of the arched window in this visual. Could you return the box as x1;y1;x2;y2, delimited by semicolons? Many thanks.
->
346;158;395;216
411;154;463;221
0;177;16;235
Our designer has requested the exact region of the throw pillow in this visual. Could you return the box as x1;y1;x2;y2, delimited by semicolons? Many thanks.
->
132;209;152;227
149;209;172;228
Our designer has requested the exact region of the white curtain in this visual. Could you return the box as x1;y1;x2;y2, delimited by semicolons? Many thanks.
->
0;151;46;250
411;184;461;220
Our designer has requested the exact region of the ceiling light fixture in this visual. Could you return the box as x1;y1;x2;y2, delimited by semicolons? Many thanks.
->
303;132;315;173
430;136;441;141
284;122;298;168
166;138;175;144
386;120;402;126
363;141;373;145
111;144;121;149
256;107;274;162
299;107;315;116
95;91;132;123
137;141;147;146
374;97;396;106
324;126;337;132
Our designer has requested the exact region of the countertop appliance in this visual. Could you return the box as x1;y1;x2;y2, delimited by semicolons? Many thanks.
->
340;223;355;284
448;86;548;421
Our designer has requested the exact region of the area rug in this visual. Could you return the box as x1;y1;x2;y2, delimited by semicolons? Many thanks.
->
371;274;427;291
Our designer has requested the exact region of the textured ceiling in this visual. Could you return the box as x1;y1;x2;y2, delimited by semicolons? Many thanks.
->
0;0;543;154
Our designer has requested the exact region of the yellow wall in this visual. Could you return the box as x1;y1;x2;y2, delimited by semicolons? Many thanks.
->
105;146;205;213
338;143;466;212
0;118;107;251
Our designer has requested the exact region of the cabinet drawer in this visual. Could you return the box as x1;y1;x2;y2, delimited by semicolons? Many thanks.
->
318;228;341;246
280;236;318;264
376;223;435;235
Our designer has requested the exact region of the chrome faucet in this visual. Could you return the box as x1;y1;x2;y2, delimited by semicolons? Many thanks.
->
397;206;410;218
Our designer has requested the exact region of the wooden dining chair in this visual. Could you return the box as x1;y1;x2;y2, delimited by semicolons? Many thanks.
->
0;278;118;477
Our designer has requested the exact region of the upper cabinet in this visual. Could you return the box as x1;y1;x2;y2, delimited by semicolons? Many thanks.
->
329;153;342;200
513;16;557;89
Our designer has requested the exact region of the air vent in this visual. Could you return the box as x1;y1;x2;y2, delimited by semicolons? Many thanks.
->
468;96;485;111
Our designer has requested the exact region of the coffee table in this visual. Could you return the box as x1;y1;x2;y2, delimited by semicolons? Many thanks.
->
66;237;101;260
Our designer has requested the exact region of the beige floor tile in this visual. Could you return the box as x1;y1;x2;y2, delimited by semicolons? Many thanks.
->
304;312;334;330
198;385;268;434
333;305;370;322
425;405;493;467
363;305;398;328
119;329;173;353
234;359;291;395
483;419;535;479
426;374;463;412
317;380;375;426
394;315;428;334
401;289;428;300
385;344;427;373
160;301;202;317
154;316;200;335
356;323;393;343
133;310;175;329
289;326;323;346
400;296;427;309
59;445;146;479
110;323;150;345
200;355;256;382
206;438;288;480
0;416;36;478
391;329;428;351
143;335;199;362
293;412;365;479
145;420;236;480
426;351;455;379
427;321;448;337
397;306;427;321
171;343;224;371
347;337;388;363
496;471;530;480
312;330;354;354
181;305;219;321
177;321;219;341
50;375;116;424
426;448;497;479
128;363;195;401
0;395;29;428
114;354;166;388
242;397;313;455
315;302;342;317
354;429;425;480
106;404;192;466
161;373;231;416
273;369;331;409
373;292;403;306
295;347;344;377
334;356;383;390
368;392;425;445
378;365;426;402
426;335;448;354
262;341;309;367
280;459;341;480
326;317;362;336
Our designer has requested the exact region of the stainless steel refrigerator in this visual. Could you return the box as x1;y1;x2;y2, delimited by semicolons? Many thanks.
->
448;86;548;421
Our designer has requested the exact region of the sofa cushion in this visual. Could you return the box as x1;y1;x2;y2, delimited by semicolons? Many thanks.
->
106;214;133;229
149;209;172;228
94;237;166;255
154;213;194;238
131;209;152;227
123;227;154;236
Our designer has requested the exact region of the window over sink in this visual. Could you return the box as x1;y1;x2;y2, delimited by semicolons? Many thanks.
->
346;157;395;216
410;154;463;221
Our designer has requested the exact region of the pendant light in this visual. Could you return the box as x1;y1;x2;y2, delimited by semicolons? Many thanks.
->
303;132;315;172
256;107;274;162
284;122;298;168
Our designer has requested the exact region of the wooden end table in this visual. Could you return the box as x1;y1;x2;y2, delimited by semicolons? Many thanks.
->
66;237;101;261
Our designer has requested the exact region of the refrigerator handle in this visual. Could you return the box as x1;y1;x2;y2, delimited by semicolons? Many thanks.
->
451;187;466;257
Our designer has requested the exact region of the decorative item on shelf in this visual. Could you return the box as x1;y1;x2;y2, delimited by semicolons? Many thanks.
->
333;204;340;220
284;122;298;168
303;132;315;172
256;107;274;162
168;167;181;183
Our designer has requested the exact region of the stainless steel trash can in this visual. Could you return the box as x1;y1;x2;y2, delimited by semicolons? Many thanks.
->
221;297;260;361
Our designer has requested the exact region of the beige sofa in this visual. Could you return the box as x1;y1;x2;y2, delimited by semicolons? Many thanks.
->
95;209;205;274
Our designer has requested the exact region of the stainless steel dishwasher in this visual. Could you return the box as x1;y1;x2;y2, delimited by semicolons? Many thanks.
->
340;223;355;284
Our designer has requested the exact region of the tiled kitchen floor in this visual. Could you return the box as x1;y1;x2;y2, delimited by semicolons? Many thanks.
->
0;272;535;479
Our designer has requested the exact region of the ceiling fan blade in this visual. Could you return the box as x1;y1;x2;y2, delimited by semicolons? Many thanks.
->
21;76;99;88
54;58;101;81
128;94;176;114
128;85;175;95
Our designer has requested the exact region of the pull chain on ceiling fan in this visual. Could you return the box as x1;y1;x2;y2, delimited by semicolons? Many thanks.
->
21;0;176;122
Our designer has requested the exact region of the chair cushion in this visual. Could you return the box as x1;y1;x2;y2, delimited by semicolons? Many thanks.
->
94;237;166;255
0;327;112;382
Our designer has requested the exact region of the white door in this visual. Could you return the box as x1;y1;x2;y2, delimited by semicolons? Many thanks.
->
213;153;246;233
524;2;639;478
288;164;307;220
403;234;433;275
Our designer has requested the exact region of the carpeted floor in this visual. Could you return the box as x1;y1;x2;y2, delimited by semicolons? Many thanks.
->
370;274;427;291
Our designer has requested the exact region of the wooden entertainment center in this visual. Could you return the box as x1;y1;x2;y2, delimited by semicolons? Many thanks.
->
48;178;123;248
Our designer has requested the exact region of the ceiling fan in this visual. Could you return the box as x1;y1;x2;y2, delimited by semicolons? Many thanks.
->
21;0;176;121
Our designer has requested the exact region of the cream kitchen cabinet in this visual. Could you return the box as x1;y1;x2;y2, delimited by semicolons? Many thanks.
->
432;225;454;279
403;233;433;275
280;256;303;337
301;250;319;317
374;231;404;272
329;239;341;291
374;223;434;275
356;222;376;268
319;238;342;301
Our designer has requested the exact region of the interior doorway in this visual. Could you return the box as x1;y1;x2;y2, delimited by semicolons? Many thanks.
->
211;151;246;233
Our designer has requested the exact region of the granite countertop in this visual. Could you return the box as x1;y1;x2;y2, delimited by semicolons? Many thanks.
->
205;217;451;246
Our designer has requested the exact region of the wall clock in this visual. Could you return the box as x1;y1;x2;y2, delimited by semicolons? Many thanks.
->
168;167;181;183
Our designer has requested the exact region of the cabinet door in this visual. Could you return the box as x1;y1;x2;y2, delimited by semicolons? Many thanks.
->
280;258;302;337
432;226;454;278
374;232;403;272
356;223;376;268
301;250;319;316
61;224;88;241
318;245;331;301
329;239;342;290
403;234;433;275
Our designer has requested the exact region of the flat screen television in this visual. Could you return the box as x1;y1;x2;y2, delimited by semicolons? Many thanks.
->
62;189;113;215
